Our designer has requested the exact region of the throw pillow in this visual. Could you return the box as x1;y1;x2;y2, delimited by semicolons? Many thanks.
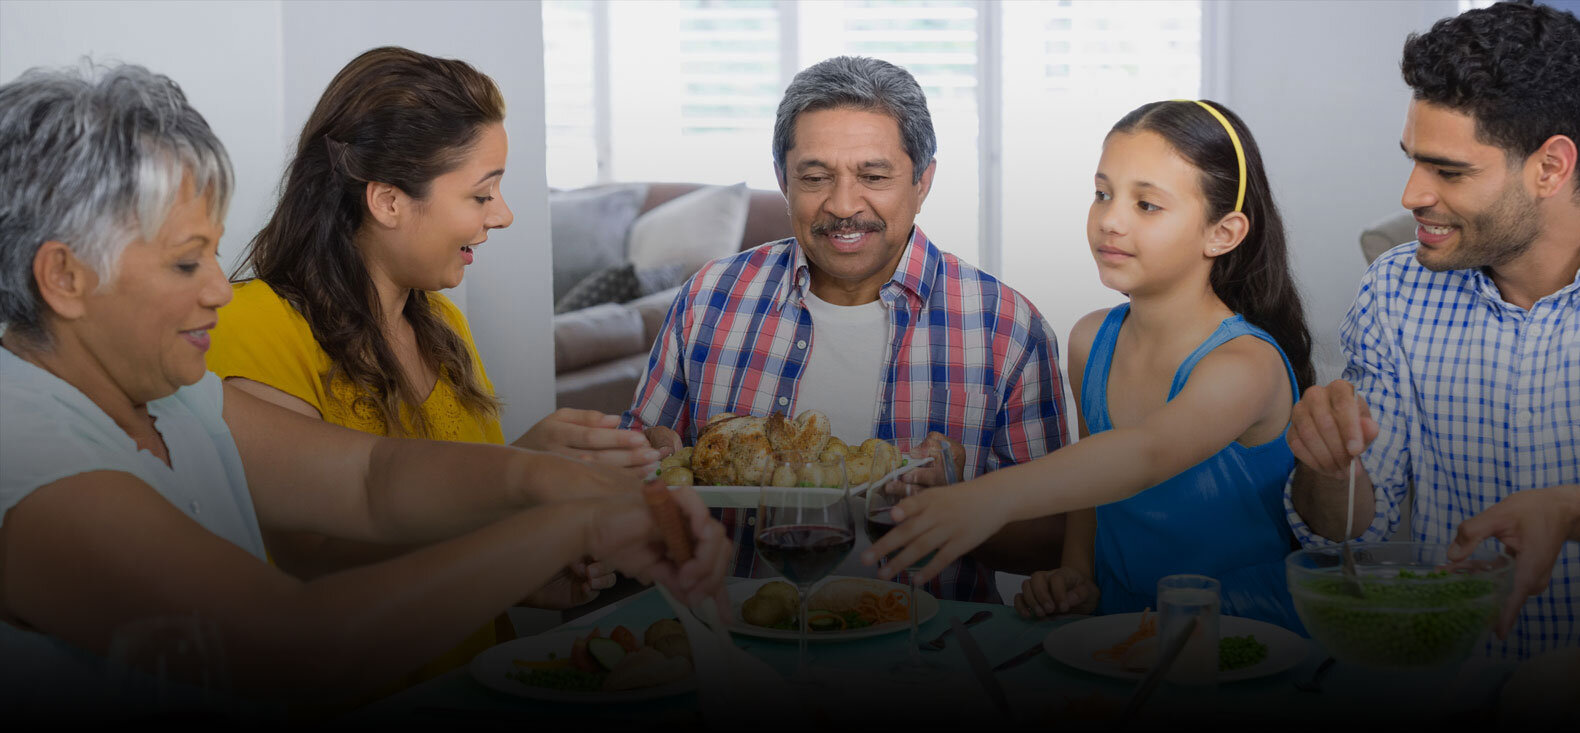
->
626;182;749;276
553;261;691;314
554;263;641;314
635;262;688;296
549;184;647;303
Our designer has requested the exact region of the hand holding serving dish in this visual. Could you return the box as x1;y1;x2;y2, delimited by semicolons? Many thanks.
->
658;410;930;507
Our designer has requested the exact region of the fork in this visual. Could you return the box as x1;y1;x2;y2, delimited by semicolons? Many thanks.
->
919;609;993;650
1294;656;1337;693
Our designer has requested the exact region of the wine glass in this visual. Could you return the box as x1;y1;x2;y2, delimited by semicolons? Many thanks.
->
865;482;946;681
104;614;235;721
755;450;853;679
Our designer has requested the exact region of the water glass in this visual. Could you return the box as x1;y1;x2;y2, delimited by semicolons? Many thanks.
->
1148;574;1221;720
105;614;234;720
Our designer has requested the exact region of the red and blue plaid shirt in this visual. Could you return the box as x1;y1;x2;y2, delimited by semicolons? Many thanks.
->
623;227;1069;601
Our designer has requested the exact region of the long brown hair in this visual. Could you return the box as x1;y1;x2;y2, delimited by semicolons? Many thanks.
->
1110;100;1315;393
233;46;503;436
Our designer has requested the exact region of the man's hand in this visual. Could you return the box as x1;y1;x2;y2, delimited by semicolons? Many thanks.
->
644;425;683;456
515;408;663;475
1287;379;1381;480
883;431;964;495
520;558;617;610
1014;567;1099;619
1448;485;1580;639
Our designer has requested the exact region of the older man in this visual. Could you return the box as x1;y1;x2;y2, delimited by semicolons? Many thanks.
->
1286;2;1580;660
626;56;1069;602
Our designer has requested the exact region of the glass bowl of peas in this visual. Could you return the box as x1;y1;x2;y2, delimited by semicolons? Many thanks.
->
1286;542;1513;668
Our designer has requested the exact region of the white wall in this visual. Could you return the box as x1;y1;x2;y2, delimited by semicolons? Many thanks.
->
0;0;287;280
0;0;555;437
1216;0;1457;381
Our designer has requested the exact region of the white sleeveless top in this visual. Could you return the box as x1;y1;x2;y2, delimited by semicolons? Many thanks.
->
0;345;266;719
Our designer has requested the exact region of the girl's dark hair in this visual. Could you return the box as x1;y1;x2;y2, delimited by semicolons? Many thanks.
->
233;46;503;436
1110;100;1315;393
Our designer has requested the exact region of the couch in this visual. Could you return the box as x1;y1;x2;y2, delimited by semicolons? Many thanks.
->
551;182;794;415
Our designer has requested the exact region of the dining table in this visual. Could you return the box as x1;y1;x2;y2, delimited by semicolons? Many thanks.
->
351;577;1520;728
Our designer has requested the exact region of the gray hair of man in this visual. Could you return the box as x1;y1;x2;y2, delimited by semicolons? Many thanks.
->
772;56;937;185
0;62;233;345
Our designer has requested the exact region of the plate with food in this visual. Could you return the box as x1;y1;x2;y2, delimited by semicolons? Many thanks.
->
658;410;931;508
727;576;939;642
1042;610;1308;682
470;619;696;703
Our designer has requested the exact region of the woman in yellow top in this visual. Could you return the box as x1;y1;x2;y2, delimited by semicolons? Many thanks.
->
206;48;654;688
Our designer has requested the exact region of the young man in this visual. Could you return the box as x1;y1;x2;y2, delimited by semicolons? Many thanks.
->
1286;1;1580;659
626;57;1070;601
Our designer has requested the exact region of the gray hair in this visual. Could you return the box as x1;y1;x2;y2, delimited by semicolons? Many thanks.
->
0;62;232;343
772;56;937;185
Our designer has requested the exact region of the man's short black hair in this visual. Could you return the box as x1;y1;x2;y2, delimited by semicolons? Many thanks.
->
1402;1;1580;188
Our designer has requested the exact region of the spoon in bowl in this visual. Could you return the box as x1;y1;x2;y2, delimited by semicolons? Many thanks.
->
1338;457;1366;598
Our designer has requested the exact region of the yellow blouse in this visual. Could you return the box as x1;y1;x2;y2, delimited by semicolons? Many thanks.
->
208;279;504;443
207;279;505;693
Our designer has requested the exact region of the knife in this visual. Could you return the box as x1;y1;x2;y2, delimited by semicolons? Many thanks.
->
949;615;1012;718
991;641;1046;671
1118;616;1198;726
920;609;993;651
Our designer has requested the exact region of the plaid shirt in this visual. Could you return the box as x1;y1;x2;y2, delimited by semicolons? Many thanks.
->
624;227;1069;601
1285;243;1580;659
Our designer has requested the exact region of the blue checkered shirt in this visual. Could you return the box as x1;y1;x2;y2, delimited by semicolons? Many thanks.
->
1285;242;1580;659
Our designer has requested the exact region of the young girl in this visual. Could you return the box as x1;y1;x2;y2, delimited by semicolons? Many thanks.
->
861;100;1312;630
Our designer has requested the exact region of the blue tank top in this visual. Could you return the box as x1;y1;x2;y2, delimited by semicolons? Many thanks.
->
1083;304;1305;633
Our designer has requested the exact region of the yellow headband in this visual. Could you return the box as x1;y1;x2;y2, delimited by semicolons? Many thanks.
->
1173;99;1247;213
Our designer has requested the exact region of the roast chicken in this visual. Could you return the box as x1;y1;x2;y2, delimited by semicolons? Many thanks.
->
659;410;901;487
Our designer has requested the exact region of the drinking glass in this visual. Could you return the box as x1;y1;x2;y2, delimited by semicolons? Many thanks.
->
755;450;853;678
864;482;945;681
1153;574;1221;717
105;614;234;721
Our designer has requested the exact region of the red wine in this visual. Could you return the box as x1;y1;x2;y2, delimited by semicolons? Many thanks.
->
865;508;937;569
755;525;854;585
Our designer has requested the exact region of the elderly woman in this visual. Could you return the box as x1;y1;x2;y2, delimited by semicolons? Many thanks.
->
0;64;727;719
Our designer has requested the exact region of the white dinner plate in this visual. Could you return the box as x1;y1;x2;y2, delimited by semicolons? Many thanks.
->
1042;612;1308;682
685;457;932;509
469;631;696;703
726;576;939;642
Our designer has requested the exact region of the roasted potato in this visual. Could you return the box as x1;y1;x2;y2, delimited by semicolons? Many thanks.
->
660;466;694;487
756;580;799;607
643;618;684;646
742;596;793;627
650;634;692;660
658;446;693;471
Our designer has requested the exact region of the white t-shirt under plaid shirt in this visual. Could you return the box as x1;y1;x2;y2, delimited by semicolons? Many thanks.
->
1285;243;1579;659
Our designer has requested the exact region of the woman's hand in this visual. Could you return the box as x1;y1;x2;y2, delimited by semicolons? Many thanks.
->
1013;567;1099;619
516;408;664;476
859;483;1012;585
581;483;731;612
519;558;618;610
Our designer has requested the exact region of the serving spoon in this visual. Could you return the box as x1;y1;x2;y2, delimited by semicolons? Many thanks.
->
1338;458;1366;598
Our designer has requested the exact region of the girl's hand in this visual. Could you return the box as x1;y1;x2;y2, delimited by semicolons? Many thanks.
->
858;484;1011;585
1013;567;1099;619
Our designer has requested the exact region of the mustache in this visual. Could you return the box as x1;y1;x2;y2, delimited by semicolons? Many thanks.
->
811;216;885;236
1413;207;1458;226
